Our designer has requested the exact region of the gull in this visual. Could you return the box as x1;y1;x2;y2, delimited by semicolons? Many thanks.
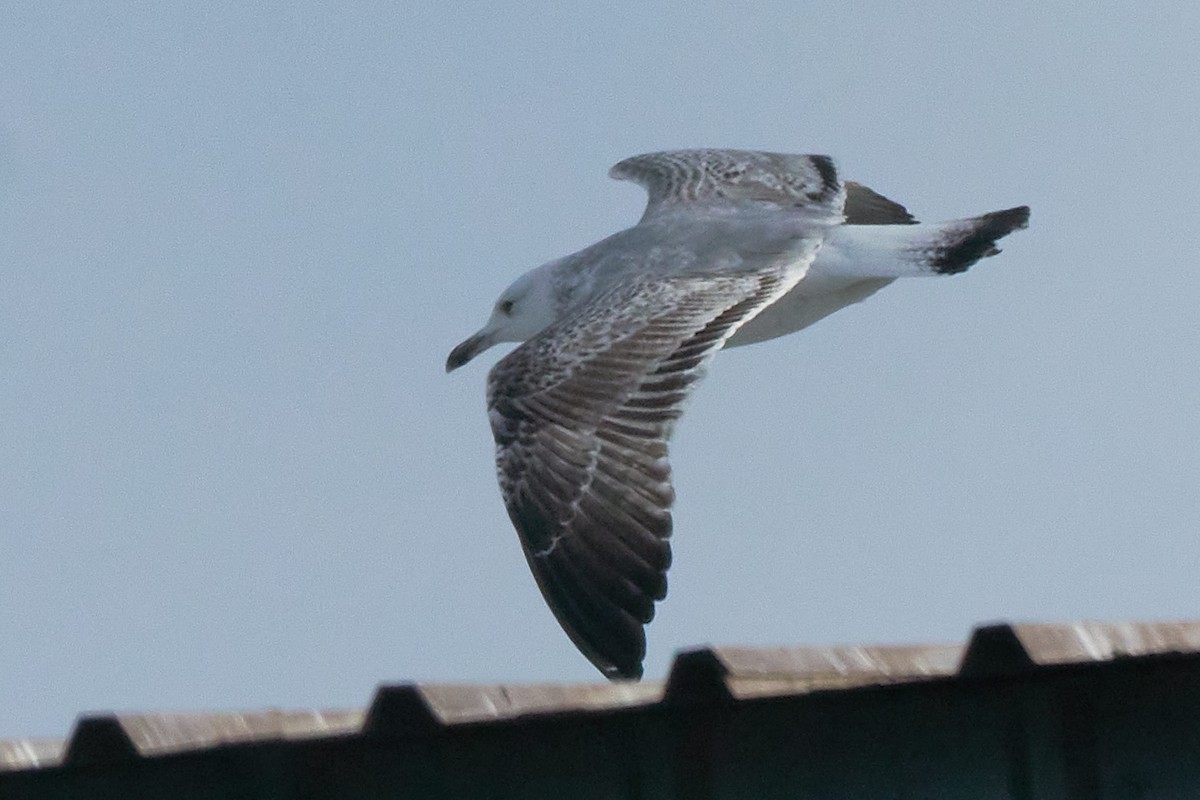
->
446;149;1029;680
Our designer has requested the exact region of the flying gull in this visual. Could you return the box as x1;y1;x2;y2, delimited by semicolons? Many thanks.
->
446;149;1029;680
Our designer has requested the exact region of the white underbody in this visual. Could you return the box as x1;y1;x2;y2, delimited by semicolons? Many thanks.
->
726;222;936;348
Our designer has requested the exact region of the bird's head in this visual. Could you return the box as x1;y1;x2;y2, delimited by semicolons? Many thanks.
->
445;267;559;372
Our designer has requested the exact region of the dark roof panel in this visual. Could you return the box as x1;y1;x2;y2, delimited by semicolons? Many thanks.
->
4;619;1200;775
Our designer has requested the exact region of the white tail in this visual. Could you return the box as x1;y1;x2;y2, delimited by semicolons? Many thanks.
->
818;206;1031;279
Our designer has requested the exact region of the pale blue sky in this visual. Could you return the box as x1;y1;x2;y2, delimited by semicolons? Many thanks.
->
3;2;1199;738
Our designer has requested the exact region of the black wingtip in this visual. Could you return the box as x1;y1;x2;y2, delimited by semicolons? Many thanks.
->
931;205;1031;275
809;155;839;201
603;662;645;681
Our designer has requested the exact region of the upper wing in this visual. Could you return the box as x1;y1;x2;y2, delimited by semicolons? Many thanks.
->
487;268;805;679
610;149;845;224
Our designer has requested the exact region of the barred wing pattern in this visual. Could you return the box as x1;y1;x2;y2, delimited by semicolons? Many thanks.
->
610;150;843;223
486;270;801;679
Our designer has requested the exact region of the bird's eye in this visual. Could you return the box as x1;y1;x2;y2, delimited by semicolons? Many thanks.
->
499;300;514;315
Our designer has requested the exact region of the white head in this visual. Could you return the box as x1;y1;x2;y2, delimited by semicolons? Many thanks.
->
445;265;561;372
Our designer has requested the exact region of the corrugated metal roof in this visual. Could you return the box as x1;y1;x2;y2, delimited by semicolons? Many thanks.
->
4;619;1199;775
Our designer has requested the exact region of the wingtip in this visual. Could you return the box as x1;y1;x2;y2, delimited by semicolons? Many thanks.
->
603;662;645;682
809;154;839;199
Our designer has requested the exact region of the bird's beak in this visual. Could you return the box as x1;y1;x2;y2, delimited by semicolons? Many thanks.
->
446;330;493;373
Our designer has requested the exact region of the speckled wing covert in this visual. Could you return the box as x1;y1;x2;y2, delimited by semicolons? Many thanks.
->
486;273;788;678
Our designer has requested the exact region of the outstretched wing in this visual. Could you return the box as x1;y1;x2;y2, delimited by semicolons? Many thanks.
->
487;268;805;679
610;149;845;224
